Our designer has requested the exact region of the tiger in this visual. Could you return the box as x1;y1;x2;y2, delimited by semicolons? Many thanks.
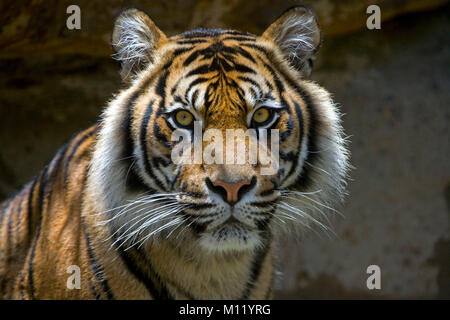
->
0;5;349;299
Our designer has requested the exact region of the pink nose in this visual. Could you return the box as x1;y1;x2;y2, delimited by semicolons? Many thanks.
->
205;177;256;205
212;180;251;204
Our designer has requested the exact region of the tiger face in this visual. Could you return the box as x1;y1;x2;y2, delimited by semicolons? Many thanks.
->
89;6;349;253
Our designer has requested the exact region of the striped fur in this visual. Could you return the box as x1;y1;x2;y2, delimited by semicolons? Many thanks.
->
0;6;349;299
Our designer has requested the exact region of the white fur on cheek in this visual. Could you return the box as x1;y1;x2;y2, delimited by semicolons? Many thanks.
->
276;80;350;236
87;89;140;214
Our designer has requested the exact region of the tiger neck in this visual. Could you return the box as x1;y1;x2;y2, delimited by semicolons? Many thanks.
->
83;196;273;299
141;236;274;299
84;204;274;299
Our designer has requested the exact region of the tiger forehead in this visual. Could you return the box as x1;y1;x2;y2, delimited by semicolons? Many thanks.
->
169;33;259;71
165;33;268;114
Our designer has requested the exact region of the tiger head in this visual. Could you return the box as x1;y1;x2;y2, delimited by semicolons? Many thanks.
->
89;6;349;253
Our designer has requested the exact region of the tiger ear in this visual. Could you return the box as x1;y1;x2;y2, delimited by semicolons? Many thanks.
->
262;5;321;77
111;8;167;82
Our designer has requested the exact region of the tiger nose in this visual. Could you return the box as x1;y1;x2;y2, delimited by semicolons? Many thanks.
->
205;177;256;205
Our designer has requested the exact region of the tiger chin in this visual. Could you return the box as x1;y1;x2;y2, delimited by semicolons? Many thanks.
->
0;5;349;300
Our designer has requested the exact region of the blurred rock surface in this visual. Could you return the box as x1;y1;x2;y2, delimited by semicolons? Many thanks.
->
0;0;448;57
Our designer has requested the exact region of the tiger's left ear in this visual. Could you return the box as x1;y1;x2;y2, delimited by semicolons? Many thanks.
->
111;8;167;82
262;5;321;77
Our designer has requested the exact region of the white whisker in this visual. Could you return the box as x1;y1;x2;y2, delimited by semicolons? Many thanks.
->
110;202;181;245
280;195;332;226
284;190;343;217
134;217;184;250
277;201;334;237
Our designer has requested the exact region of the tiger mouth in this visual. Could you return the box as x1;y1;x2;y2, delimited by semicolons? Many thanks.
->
218;216;250;229
209;213;268;235
210;219;257;239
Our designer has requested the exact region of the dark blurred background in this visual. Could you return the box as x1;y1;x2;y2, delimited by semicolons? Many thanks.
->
0;0;449;299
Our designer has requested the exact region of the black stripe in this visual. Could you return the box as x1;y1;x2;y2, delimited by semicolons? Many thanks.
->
283;101;305;183
43;141;71;200
185;77;209;98
63;127;97;186
114;243;173;299
27;167;50;299
184;203;216;210
241;43;269;55
26;176;39;240
134;249;174;300
6;191;25;260
76;164;115;300
249;201;274;208
255;211;273;230
186;64;213;77
122;93;138;161
172;47;193;58
27;141;69;299
191;89;199;107
140;101;166;191
88;280;102;300
237;76;262;93
294;91;318;189
221;36;256;42
259;189;275;197
153;123;170;148
280;113;294;142
169;166;182;191
221;30;254;37
185;192;206;199
122;93;150;193
188;221;209;235
3;199;16;277
235;46;257;64
183;49;203;67
279;150;295;161
18;180;35;299
155;71;169;100
84;224;115;300
154;71;171;148
151;156;171;187
232;63;256;74
179;28;225;38
262;62;286;103
176;39;208;45
240;235;271;299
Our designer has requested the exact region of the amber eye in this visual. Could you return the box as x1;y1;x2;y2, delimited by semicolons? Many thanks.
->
252;107;271;125
174;110;194;127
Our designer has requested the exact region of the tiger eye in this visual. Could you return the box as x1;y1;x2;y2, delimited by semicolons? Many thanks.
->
252;107;270;124
175;110;194;127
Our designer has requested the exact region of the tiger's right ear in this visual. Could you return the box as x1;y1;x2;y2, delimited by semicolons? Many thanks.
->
111;8;167;82
262;6;321;78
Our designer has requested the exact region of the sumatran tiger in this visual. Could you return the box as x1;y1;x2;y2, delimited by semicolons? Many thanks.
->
0;5;349;299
